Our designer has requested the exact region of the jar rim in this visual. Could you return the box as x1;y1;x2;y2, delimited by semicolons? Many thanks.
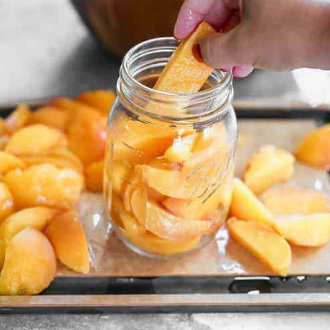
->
121;37;232;100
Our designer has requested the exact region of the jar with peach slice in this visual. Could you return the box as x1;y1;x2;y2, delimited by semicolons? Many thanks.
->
105;23;237;257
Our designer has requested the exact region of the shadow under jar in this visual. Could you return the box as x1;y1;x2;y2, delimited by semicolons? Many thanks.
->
104;37;237;258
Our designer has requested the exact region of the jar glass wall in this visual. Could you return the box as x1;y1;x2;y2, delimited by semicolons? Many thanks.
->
104;37;237;257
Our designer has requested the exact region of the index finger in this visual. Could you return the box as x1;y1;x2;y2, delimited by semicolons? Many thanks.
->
174;0;215;40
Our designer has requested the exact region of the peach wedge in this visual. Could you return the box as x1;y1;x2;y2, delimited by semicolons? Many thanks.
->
0;227;56;295
0;151;24;175
76;90;116;115
262;185;330;215
295;124;330;169
274;213;330;247
0;207;57;268
0;183;14;223
4;164;84;210
227;217;291;276
243;146;295;194
5;124;67;156
86;160;104;192
4;104;31;134
230;178;274;226
45;210;90;274
29;106;69;130
154;21;215;93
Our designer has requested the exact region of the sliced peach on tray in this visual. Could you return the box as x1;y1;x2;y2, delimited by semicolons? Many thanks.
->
230;178;274;227
0;151;24;175
153;21;215;94
0;207;57;267
243;146;295;194
67;106;106;165
86;160;104;192
45;210;90;274
4;104;31;134
0;227;56;295
5;124;67;156
3;164;84;210
76;90;116;115
262;185;330;215
295;124;330;169
227;217;291;276
274;213;330;247
29;106;69;130
0;183;14;223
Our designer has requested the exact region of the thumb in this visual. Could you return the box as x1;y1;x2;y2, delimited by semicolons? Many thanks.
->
199;27;253;69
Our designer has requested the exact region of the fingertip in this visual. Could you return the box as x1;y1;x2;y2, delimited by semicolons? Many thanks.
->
232;65;253;77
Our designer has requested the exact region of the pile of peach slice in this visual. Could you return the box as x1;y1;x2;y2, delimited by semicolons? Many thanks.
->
109;119;234;255
229;140;330;276
0;89;116;294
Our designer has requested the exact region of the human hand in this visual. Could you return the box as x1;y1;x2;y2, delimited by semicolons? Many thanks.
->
174;0;330;76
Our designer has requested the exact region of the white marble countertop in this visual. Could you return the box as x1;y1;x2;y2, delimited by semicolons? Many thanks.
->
1;0;329;328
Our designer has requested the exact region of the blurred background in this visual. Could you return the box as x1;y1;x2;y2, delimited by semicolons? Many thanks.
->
1;0;330;108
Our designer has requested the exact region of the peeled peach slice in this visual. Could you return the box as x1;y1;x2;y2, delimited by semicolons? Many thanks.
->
45;210;90;274
5;124;67;156
0;183;14;223
109;116;179;164
230;178;274;226
0;136;9;151
131;192;212;241
3;164;84;210
243;146;295;194
153;21;215;93
227;217;291;276
0;207;57;267
86;160;104;192
29;106;69;130
0;227;56;295
0;118;7;136
274;213;330;247
295;124;330;169
67;106;106;165
76;90;116;115
164;133;196;163
111;161;133;196
4;104;31;134
163;165;233;220
0;151;24;175
262;185;330;215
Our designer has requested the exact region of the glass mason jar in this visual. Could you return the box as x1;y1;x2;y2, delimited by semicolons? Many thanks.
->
104;37;237;257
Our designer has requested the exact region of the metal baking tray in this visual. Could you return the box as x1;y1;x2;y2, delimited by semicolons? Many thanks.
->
0;101;329;313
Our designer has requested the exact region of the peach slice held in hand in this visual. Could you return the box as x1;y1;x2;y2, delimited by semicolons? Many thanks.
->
227;217;292;276
230;178;274;227
262;185;330;215
5;124;67;156
0;227;56;295
243;146;295;194
274;213;330;247
153;21;215;94
4;104;31;134
295;124;330;169
0;207;57;267
45;210;90;274
0;183;14;223
3;164;84;210
76;90;116;115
